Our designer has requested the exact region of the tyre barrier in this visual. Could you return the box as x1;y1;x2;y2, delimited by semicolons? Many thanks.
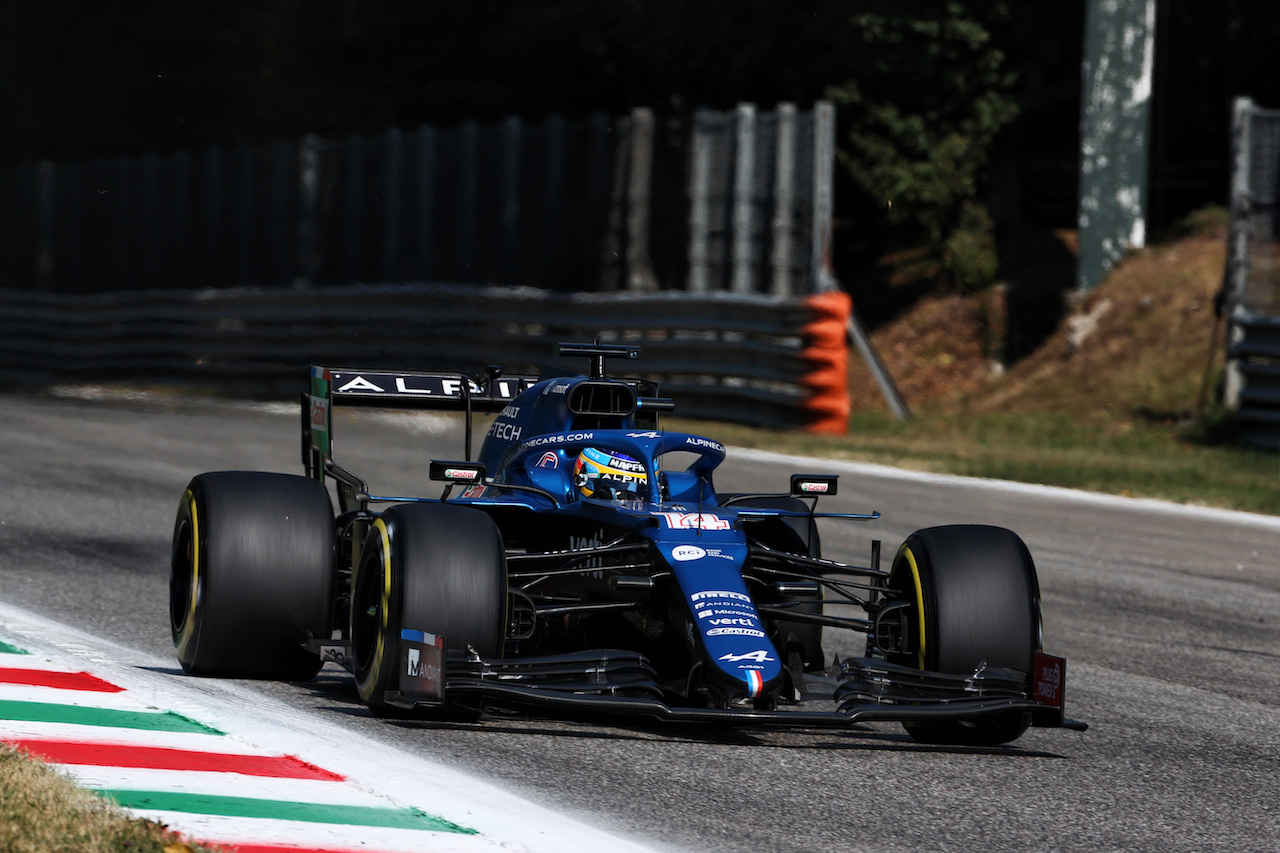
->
0;284;852;432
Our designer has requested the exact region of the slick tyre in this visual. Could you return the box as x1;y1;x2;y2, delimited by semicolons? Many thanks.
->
887;525;1041;746
351;503;507;719
736;497;824;673
171;472;335;680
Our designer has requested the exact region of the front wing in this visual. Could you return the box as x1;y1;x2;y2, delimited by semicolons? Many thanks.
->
369;639;1088;731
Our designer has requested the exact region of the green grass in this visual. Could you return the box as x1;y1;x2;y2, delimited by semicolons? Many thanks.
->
669;411;1280;516
0;745;220;853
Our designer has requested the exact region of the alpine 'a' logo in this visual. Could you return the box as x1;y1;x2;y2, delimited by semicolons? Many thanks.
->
338;376;385;393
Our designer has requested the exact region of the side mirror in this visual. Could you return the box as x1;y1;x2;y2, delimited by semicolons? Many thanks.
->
790;474;837;497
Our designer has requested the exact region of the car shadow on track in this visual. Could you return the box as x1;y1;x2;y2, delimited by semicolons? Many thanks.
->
143;666;1069;760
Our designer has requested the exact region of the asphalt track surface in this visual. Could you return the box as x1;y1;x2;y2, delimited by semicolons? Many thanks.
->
2;393;1279;852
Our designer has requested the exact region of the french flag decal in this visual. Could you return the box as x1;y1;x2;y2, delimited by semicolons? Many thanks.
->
745;670;763;697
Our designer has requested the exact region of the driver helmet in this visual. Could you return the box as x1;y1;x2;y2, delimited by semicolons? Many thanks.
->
574;447;648;500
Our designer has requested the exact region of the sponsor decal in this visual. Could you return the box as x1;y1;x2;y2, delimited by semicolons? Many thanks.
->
706;627;766;637
707;617;758;628
799;481;829;493
550;383;570;394
443;468;479;481
394;376;480;396
657;512;731;531
1033;652;1064;707
309;396;328;430
627;431;661;439
400;629;445;702
460;484;487;499
690;590;752;602
719;650;775;663
610;457;646;474
684;437;724;453
337;376;385;393
675;546;736;562
525;432;595;449
697;607;758;619
487;421;523;441
498;405;520;419
537;451;559;468
491;379;520;399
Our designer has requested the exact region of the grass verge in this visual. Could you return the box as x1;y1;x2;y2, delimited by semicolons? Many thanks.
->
670;411;1280;516
0;744;219;853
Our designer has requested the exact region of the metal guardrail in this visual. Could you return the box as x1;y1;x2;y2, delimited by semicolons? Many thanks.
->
1224;98;1280;447
0;285;851;431
1227;312;1280;448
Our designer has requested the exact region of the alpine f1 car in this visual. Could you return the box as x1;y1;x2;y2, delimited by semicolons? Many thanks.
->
170;343;1085;745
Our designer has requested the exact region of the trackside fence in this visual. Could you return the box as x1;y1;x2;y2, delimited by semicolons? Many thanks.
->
0;104;834;299
0;286;852;432
1224;97;1280;448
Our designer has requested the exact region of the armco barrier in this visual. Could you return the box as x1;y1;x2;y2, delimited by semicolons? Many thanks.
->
0;284;851;432
1227;311;1280;449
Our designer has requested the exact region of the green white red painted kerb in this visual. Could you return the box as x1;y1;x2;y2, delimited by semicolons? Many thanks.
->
0;652;474;852
0;602;657;853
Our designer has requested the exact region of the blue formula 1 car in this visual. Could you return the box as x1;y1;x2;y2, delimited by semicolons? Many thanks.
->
169;343;1085;745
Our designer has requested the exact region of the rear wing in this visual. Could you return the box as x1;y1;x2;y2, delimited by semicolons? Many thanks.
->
303;366;539;491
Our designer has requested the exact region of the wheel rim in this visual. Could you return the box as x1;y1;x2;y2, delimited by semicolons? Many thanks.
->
170;493;200;654
353;519;394;682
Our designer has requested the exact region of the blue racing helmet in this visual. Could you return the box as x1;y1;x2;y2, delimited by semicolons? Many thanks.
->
574;447;648;500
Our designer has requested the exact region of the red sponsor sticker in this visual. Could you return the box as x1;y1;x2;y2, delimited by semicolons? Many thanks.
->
309;396;328;430
1032;651;1064;708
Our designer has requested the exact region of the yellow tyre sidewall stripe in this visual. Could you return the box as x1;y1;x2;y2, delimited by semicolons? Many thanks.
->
175;490;200;657
359;518;394;701
898;544;927;671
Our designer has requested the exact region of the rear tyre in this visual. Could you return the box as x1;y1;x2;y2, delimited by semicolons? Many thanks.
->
351;503;507;719
736;497;824;673
170;472;335;680
886;524;1041;746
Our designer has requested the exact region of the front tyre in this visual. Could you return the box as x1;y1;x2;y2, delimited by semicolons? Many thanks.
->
170;472;335;680
886;524;1041;746
351;503;507;719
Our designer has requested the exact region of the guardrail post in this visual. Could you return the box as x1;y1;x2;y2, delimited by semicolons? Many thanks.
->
269;141;291;287
540;114;565;286
771;103;797;298
297;134;321;287
502;115;522;282
383;127;403;283
626;107;658;291
342;135;364;283
811;101;837;294
687;109;713;294
142;152;159;290
36;160;55;291
172;152;191;290
459;121;479;277
1224;97;1254;410
234;145;253;286
732;103;757;294
413;125;435;284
